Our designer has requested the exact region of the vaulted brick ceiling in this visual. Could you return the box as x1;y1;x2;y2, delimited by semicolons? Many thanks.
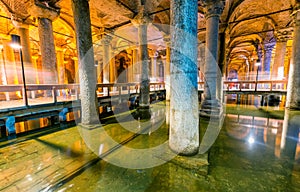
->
0;0;294;72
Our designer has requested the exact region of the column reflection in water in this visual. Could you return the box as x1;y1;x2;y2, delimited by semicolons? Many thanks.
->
281;109;300;161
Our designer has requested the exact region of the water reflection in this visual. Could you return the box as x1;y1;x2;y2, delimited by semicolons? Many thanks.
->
225;109;300;158
224;108;300;189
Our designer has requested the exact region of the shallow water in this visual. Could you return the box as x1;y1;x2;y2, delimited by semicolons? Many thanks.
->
1;102;298;191
55;104;300;192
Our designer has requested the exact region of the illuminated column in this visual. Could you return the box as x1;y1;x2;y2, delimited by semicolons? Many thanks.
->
132;47;140;82
286;3;300;109
150;53;157;82
272;28;292;80
56;48;65;84
72;0;99;124
132;6;151;119
127;49;134;83
0;45;9;100
163;35;171;101
11;21;36;85
29;3;60;85
263;42;275;80
72;56;79;83
3;44;19;84
109;47;116;83
169;0;199;155
101;35;112;84
31;55;40;84
200;0;224;116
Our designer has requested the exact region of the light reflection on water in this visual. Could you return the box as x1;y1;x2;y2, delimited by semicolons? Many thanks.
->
57;105;300;192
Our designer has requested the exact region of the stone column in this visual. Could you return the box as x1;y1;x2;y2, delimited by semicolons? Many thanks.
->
169;0;199;155
262;42;275;80
132;47;140;82
200;0;224;116
0;45;9;100
109;47;116;83
150;53;157;81
31;55;41;84
102;35;112;84
72;56;79;83
272;28;292;79
163;35;171;101
132;6;151;119
72;0;99;125
286;3;300;109
29;4;60;85
12;21;36;85
56;48;65;84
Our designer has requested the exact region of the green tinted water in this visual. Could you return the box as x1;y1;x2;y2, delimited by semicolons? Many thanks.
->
56;104;300;192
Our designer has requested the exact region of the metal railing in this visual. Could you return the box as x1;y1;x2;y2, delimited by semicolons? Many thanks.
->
0;80;287;109
0;82;166;109
198;80;288;92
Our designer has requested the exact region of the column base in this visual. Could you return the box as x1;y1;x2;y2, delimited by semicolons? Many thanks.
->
200;99;223;118
135;106;151;120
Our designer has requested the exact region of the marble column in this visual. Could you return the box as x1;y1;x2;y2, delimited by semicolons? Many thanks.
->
72;56;79;83
56;48;65;84
132;47;140;82
286;3;300;109
150;53;157;81
102;35;112;84
0;45;9;100
169;0;199;155
263;42;275;80
200;0;224;116
29;2;60;85
132;6;151;119
272;28;292;79
31;55;40;84
163;35;171;101
72;0;99;124
109;47;116;83
12;21;36;85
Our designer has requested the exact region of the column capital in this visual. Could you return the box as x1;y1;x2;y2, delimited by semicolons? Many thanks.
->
29;0;60;20
264;42;275;53
291;2;300;25
163;35;171;46
131;5;151;26
200;0;225;18
101;34;113;45
275;27;293;42
11;16;31;29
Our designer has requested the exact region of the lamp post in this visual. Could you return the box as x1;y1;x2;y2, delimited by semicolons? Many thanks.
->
11;34;28;107
255;59;261;91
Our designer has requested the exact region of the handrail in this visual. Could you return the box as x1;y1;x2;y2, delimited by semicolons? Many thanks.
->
0;80;287;109
0;82;166;108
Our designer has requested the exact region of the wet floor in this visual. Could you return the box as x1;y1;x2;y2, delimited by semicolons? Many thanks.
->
1;102;300;191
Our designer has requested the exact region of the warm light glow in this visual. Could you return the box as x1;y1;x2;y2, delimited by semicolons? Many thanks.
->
10;43;22;49
0;44;3;50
